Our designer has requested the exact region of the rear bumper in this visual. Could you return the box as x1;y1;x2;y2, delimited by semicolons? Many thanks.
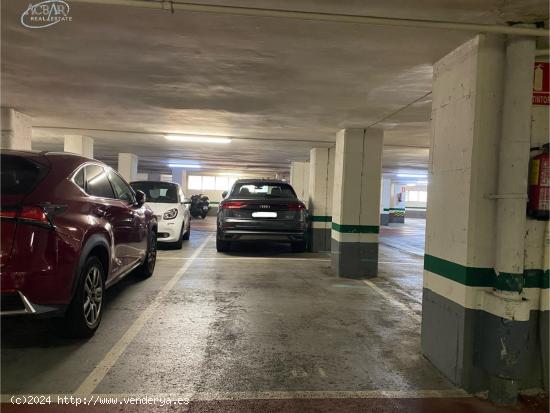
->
218;230;307;242
1;291;65;317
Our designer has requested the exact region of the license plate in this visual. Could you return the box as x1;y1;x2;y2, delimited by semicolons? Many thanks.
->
252;211;277;218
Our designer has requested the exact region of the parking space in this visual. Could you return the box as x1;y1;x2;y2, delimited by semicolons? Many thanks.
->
1;224;438;393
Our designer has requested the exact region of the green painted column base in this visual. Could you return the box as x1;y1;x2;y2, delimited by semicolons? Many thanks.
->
331;239;378;279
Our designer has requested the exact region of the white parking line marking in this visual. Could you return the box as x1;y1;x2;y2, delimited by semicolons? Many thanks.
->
362;280;421;323
74;235;213;397
1;389;470;403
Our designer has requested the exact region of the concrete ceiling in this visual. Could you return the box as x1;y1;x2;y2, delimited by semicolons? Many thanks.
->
1;0;547;174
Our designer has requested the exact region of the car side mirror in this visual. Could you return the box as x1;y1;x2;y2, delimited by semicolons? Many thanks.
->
135;190;146;206
182;198;191;204
222;191;228;198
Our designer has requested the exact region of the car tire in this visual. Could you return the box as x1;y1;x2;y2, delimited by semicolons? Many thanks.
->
182;220;191;240
171;223;184;249
216;235;230;252
291;240;308;253
135;229;157;278
63;256;105;338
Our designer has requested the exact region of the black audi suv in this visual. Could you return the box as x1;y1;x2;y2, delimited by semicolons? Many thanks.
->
216;179;309;252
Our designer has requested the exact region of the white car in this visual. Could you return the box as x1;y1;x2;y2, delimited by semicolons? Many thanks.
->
130;181;191;248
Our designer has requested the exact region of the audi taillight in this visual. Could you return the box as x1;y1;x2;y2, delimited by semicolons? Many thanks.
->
287;202;306;211
220;201;247;209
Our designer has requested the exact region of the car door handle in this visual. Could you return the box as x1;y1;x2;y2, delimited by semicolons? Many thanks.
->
92;207;107;217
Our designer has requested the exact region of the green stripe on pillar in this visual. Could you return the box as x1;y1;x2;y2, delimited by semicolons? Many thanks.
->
311;215;332;222
424;254;549;292
332;223;379;233
424;255;494;287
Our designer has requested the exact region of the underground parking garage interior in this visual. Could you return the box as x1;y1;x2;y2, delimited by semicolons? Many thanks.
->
0;0;549;412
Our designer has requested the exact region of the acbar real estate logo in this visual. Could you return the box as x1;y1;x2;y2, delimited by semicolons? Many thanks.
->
21;0;72;29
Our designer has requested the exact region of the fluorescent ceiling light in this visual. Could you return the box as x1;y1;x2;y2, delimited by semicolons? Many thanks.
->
397;173;427;178
417;181;429;184
406;183;416;187
168;163;201;168
165;134;232;144
218;172;242;176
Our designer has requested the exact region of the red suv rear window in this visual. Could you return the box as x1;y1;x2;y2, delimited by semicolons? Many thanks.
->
1;154;49;196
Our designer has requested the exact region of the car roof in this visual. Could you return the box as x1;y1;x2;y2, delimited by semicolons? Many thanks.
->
234;178;289;184
1;149;102;170
130;180;180;186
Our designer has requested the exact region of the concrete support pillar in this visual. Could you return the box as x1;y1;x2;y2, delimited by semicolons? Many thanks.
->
171;168;187;192
290;161;310;204
389;183;405;223
64;135;93;158
308;147;335;251
1;108;32;150
117;153;138;182
331;128;383;279
149;172;161;181
380;177;391;226
422;34;545;398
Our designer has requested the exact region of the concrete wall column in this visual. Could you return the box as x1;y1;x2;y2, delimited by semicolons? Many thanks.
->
117;153;138;182
64;135;93;158
331;128;383;279
422;34;546;397
149;172;161;181
171;168;188;192
380;177;391;226
1;108;32;150
290;161;310;204
389;182;405;223
308;147;335;251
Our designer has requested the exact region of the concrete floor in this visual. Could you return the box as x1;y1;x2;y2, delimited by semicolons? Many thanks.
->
1;218;546;412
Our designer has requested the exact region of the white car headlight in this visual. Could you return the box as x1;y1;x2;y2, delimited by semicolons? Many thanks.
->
163;208;178;220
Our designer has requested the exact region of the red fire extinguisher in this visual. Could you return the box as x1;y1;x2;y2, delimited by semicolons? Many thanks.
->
528;143;550;220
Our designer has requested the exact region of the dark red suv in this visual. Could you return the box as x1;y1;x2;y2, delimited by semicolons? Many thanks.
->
1;150;157;337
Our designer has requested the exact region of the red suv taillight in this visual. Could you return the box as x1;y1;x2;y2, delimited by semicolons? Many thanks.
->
1;206;53;228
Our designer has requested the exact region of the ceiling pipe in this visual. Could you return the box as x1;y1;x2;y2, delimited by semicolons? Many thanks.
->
69;0;548;37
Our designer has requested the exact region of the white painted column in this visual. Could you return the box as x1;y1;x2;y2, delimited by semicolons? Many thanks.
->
1;108;32;150
148;172;161;181
308;147;335;251
331;128;383;279
290;161;310;204
64;135;93;158
117;153;138;182
380;177;391;226
389;182;406;223
421;34;545;400
171;168;187;191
